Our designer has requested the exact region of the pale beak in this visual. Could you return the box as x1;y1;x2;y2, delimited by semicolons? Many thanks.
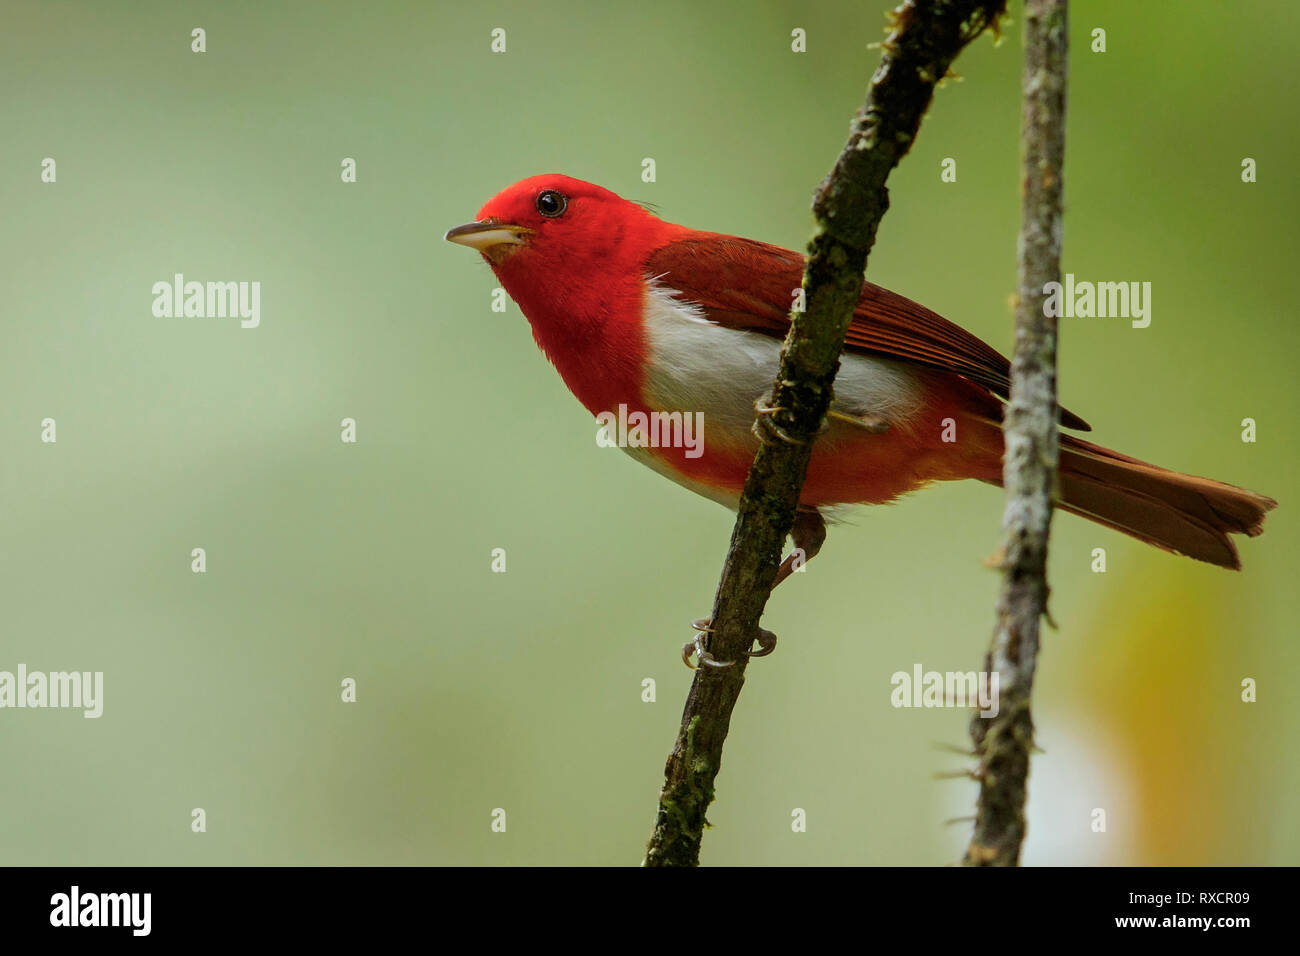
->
444;220;533;253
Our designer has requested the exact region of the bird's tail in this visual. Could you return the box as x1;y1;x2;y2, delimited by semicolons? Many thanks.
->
1050;434;1275;570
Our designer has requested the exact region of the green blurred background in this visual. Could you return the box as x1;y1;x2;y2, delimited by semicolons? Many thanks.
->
1;0;1296;865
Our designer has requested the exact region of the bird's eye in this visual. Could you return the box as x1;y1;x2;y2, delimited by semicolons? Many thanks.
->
536;189;568;218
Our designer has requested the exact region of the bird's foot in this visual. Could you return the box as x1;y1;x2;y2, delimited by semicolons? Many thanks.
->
752;394;817;445
681;618;778;670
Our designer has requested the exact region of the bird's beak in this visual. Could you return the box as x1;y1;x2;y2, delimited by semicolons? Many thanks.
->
444;220;533;253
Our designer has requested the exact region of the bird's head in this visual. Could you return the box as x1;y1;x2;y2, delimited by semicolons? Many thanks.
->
445;174;671;318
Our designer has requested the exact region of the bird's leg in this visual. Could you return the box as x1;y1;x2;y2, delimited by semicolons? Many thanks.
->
773;507;827;590
825;408;891;434
681;509;827;669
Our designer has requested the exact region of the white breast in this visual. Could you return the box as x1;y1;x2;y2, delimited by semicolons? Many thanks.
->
639;281;926;456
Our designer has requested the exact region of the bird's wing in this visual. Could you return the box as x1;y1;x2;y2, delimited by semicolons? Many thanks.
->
645;232;1091;431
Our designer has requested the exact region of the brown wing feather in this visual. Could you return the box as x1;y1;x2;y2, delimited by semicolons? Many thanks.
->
645;232;1091;431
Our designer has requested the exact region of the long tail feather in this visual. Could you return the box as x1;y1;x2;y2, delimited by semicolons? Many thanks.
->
1054;435;1275;570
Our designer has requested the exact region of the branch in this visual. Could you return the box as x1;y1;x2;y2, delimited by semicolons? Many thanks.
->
963;0;1067;867
643;0;1008;868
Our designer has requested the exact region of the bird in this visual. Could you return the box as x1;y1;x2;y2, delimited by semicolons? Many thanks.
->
446;174;1276;664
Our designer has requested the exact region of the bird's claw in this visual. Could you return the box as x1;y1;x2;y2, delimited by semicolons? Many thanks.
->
752;395;813;446
682;619;733;670
750;627;778;657
680;618;778;669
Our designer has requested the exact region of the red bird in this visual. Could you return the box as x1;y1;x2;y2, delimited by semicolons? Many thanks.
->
447;174;1275;655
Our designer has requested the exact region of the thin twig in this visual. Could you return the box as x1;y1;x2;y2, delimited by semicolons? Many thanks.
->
963;0;1067;867
643;0;1008;868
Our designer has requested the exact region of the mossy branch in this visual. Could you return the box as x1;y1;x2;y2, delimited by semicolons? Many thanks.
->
643;0;1008;868
963;0;1067;867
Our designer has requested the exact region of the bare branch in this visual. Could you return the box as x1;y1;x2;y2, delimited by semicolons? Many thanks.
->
963;0;1068;867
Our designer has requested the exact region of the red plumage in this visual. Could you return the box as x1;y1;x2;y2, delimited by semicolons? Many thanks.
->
447;175;1275;569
